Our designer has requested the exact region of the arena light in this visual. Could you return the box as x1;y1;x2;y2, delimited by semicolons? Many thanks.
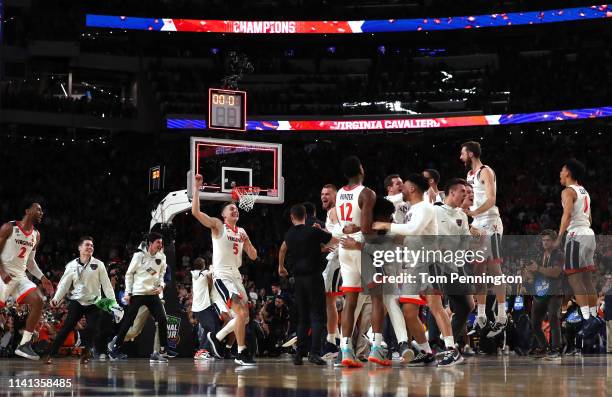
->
166;105;612;131
86;5;611;34
341;101;418;114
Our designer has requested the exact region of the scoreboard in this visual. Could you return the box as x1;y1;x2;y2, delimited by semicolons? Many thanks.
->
208;88;247;131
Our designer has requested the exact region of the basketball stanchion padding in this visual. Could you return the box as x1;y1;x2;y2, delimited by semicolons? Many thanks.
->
232;186;261;211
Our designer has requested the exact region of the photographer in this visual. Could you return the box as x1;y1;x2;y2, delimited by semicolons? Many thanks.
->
525;230;564;360
0;314;15;357
261;295;290;357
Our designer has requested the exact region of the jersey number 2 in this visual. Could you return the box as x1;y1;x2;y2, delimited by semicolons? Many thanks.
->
233;242;239;255
17;247;27;259
339;203;353;222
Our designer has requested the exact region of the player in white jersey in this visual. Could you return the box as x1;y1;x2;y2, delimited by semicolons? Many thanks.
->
335;156;376;367
556;159;600;336
192;174;258;366
423;169;445;204
384;174;410;223
460;141;507;337
373;174;438;366
191;257;234;360
0;201;54;360
319;184;343;358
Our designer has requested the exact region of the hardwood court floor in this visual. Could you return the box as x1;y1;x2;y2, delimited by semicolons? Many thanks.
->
0;355;610;396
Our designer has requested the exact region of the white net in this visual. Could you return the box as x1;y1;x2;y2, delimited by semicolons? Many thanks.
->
233;187;261;212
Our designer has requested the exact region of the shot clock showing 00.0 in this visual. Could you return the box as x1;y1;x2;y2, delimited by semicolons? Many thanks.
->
208;88;247;131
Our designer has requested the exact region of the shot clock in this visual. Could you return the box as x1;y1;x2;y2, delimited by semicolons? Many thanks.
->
208;88;247;131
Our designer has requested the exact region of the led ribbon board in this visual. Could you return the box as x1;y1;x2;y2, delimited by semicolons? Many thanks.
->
166;106;612;131
87;5;611;34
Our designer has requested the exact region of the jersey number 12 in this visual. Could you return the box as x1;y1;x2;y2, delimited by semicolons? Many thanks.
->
338;203;353;222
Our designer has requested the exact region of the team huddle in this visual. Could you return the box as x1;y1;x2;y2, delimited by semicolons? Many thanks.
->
0;141;598;367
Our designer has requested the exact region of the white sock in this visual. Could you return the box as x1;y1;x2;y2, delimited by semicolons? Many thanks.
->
477;304;486;318
225;344;232;350
497;303;507;320
417;341;432;354
20;330;33;346
326;333;336;344
384;295;408;343
237;345;246;353
373;333;383;348
589;306;597;317
340;337;351;350
580;306;591;320
216;318;237;341
443;336;455;350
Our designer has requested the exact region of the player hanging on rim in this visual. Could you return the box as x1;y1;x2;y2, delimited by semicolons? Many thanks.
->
0;200;54;360
192;174;258;366
556;159;601;337
460;141;507;338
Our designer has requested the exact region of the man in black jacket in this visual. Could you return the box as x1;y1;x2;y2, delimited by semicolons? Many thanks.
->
278;204;337;365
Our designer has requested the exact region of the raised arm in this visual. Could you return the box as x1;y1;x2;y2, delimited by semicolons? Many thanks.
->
191;174;223;237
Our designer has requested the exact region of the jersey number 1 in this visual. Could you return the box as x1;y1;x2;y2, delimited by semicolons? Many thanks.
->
339;203;353;222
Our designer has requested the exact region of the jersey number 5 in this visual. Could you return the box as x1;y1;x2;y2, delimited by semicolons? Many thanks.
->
338;203;353;222
17;247;27;259
233;242;239;255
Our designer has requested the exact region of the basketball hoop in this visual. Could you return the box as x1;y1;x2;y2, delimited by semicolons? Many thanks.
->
231;186;261;212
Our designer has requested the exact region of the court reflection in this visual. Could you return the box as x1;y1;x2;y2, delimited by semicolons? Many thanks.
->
0;356;610;396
